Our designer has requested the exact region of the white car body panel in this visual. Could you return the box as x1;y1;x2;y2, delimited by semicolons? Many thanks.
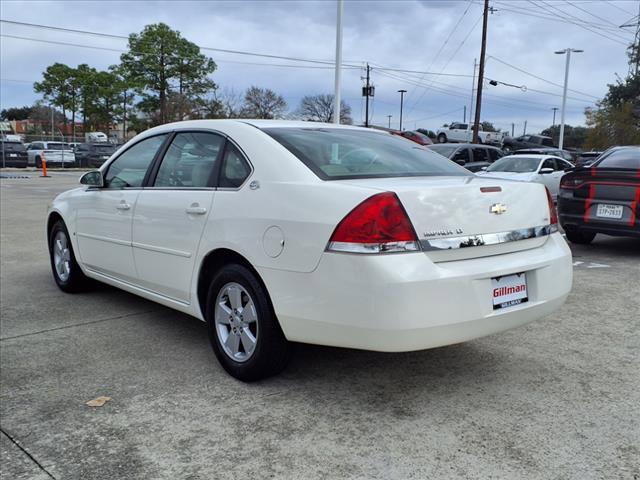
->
27;141;76;164
47;120;572;352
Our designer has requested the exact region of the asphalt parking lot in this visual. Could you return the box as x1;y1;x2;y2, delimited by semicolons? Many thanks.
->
1;171;639;480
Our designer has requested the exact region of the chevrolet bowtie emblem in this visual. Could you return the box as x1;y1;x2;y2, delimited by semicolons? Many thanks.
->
490;203;507;215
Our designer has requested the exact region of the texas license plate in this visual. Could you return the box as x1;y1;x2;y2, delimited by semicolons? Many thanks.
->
492;273;528;310
596;204;623;219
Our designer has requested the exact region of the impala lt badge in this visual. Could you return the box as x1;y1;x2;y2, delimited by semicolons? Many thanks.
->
490;203;507;215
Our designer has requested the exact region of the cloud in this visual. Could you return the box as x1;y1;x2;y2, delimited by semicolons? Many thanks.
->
0;0;634;133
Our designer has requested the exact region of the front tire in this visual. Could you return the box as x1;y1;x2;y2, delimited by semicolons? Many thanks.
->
437;133;447;143
206;264;291;381
565;229;596;244
48;220;91;292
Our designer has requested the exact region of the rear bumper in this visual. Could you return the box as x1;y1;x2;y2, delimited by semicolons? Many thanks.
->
260;233;572;352
559;193;640;238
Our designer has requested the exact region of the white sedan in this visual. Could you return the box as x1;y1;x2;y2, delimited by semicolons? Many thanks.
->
47;120;572;381
476;154;574;200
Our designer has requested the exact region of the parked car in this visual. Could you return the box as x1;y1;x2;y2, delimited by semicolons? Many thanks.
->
0;140;29;168
512;147;575;163
436;123;497;144
427;143;503;172
74;142;118;168
477;154;574;200
397;130;433;146
416;128;436;140
46;120;572;381
502;135;555;153
575;151;603;167
26;141;76;167
558;146;640;243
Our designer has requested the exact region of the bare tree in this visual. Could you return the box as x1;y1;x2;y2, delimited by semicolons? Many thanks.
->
241;86;287;119
297;94;352;124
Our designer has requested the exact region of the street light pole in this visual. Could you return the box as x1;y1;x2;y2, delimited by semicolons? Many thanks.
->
398;89;407;131
555;48;583;150
387;115;392;128
332;0;344;125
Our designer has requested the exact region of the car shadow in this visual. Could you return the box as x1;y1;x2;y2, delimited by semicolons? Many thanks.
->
570;234;640;259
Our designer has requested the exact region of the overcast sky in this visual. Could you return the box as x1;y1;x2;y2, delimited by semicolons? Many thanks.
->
1;0;638;134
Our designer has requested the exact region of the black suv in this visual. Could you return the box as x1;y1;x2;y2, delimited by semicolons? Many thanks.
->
426;143;503;172
74;143;117;168
0;141;28;168
502;135;555;153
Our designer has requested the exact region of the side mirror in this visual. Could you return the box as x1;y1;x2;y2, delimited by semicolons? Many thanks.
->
539;168;554;174
80;170;104;187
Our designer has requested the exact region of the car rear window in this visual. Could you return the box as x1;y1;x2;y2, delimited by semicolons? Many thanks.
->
1;142;26;152
595;148;640;169
46;143;71;150
264;127;469;180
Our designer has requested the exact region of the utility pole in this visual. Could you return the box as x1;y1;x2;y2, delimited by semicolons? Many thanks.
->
398;89;407;131
511;123;514;137
122;90;127;142
50;104;54;141
472;0;489;144
555;48;583;149
551;107;559;126
523;120;527;135
387;115;392;128
467;58;477;142
332;0;344;125
463;105;466;123
364;63;371;127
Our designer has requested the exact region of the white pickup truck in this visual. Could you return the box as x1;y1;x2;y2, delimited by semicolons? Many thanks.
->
436;123;498;144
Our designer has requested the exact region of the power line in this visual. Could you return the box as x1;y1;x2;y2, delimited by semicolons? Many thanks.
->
529;0;630;45
0;19;361;67
404;0;474;106
602;0;637;16
406;11;484;115
487;56;600;100
371;65;473;78
0;34;361;70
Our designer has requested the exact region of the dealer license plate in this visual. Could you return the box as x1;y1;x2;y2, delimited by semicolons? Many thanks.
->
596;204;623;219
492;273;528;310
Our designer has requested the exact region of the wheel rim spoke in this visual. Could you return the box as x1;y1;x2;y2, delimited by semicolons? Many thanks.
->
242;304;257;324
240;327;256;353
224;331;240;356
52;231;71;282
228;285;242;311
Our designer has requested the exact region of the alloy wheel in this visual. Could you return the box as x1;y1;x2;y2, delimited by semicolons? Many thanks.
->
214;282;259;363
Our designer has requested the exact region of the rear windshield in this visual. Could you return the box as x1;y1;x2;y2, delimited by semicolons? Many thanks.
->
1;142;26;152
427;144;458;157
596;148;640;169
93;144;116;153
487;156;540;173
264;127;469;180
46;143;71;150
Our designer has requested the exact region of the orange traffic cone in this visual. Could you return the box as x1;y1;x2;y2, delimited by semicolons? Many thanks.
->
40;152;50;178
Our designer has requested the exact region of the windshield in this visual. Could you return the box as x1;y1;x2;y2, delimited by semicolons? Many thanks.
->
264;127;469;180
46;143;71;150
427;144;458;157
487;156;540;173
93;144;116;153
1;142;26;152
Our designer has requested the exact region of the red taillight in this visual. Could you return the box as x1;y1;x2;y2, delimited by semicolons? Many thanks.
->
327;192;420;253
545;187;558;231
560;177;583;189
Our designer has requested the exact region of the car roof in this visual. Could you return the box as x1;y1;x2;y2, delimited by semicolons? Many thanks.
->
431;143;501;149
501;154;564;160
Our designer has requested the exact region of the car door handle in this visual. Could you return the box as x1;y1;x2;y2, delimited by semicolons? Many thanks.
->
116;202;130;211
186;206;207;215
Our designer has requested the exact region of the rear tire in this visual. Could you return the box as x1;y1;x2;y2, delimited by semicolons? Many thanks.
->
565;229;596;244
48;220;91;292
437;133;447;143
206;263;291;382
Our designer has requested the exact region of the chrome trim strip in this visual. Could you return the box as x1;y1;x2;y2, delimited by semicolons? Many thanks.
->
131;241;192;258
76;232;131;247
420;225;557;251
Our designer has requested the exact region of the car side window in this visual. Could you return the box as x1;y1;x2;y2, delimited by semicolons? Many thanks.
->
154;132;224;188
104;134;167;189
542;138;554;147
488;148;502;162
471;147;488;162
219;142;251;188
452;148;470;163
541;158;556;170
